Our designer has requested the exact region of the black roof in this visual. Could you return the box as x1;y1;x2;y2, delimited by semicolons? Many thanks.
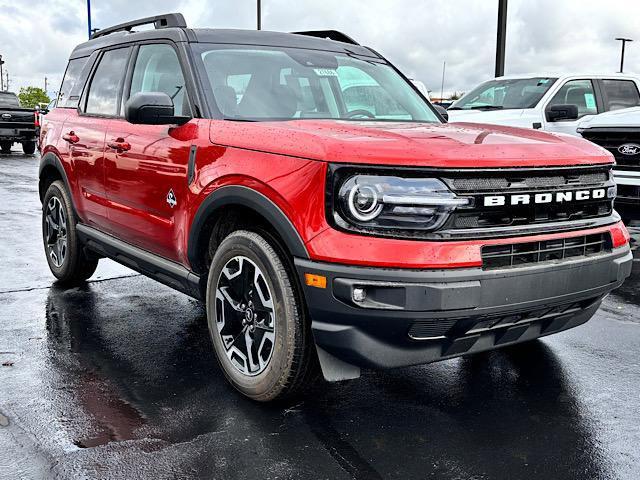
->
70;14;377;60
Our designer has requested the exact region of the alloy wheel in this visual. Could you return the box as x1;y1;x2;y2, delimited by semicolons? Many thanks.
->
214;255;276;376
45;196;67;268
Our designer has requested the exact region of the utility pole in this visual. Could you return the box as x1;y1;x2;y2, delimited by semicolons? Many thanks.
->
44;76;48;94
5;71;9;91
87;0;92;39
615;37;633;73
440;61;446;101
495;0;508;77
0;55;4;91
257;0;262;30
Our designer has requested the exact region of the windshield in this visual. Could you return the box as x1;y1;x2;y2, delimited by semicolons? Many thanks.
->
451;77;558;110
0;92;20;107
194;44;439;123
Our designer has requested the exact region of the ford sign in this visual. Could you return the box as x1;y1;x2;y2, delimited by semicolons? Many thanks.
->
618;143;640;156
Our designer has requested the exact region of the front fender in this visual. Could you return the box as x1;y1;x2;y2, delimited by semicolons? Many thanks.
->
187;185;310;274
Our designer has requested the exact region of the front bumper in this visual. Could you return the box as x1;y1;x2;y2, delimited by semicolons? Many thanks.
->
295;245;632;373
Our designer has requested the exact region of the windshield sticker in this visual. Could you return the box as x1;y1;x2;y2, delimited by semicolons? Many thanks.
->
538;79;550;84
584;93;596;109
313;68;338;77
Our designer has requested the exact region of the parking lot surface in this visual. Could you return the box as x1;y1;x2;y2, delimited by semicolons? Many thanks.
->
1;152;640;480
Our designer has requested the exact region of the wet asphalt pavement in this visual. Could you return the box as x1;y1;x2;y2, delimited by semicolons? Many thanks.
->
1;152;640;480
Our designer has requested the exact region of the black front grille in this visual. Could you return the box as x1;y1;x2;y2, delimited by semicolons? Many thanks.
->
443;166;614;230
481;233;611;270
580;128;640;170
616;184;640;202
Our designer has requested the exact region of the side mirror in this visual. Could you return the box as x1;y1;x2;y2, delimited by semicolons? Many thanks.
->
545;104;579;122
125;92;190;125
433;104;448;122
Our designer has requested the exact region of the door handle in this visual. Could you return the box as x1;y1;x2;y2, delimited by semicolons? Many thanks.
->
62;131;79;144
107;138;131;152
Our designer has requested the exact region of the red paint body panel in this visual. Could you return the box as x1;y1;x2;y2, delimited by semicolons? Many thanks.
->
42;109;625;270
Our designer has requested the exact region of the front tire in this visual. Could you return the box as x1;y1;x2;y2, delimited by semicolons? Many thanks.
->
22;141;36;155
206;230;317;401
42;180;99;285
1;141;11;153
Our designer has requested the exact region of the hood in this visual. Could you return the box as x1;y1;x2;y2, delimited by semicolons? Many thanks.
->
447;108;527;124
209;119;613;168
578;106;640;129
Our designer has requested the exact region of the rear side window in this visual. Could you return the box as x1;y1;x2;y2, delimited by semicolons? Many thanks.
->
58;57;89;108
85;48;130;116
547;79;598;118
601;80;640;111
128;44;190;116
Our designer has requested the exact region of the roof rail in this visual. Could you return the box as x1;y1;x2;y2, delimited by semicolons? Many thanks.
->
292;30;359;45
91;13;187;40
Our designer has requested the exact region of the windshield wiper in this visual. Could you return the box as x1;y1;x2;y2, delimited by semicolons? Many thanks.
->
447;106;463;110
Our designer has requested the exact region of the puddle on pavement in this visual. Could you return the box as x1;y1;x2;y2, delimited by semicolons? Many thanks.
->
72;371;146;448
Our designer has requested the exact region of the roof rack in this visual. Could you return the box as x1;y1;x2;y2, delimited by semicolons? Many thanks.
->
292;30;359;45
91;13;187;40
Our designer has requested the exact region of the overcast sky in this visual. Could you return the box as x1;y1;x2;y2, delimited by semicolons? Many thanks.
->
1;0;639;99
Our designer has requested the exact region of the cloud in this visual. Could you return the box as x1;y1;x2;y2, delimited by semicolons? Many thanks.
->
0;0;638;98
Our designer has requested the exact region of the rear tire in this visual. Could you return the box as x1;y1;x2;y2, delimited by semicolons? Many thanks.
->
1;141;11;153
22;141;36;155
206;229;317;401
42;180;99;285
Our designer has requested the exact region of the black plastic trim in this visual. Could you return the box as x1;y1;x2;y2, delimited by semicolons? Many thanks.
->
187;145;197;184
294;246;632;369
187;186;309;273
38;153;74;207
77;224;203;300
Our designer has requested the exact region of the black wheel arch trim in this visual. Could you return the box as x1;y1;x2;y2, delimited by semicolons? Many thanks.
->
39;152;74;205
188;185;309;273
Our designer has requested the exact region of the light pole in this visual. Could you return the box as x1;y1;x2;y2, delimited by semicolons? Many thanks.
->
0;55;4;91
87;0;92;39
615;37;633;73
495;0;508;77
257;0;261;30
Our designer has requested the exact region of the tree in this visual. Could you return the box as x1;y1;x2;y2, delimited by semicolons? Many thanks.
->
18;86;50;108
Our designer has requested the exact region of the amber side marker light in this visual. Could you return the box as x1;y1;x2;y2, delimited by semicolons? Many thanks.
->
304;273;327;289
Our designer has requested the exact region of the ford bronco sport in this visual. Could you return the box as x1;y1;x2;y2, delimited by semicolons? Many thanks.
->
39;14;632;401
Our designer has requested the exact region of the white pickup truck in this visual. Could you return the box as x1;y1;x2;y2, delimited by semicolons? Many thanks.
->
448;73;640;135
578;107;640;204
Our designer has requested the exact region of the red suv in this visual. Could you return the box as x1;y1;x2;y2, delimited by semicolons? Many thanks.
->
39;14;632;401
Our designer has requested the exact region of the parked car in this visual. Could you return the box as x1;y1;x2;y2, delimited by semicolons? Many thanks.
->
39;14;632;401
448;74;640;135
578;106;640;206
0;91;38;154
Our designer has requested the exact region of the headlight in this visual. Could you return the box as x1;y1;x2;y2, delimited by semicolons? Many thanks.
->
334;174;472;233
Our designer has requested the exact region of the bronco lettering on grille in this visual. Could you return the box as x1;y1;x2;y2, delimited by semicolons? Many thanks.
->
483;188;607;207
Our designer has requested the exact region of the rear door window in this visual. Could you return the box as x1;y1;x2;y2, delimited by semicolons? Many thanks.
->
58;57;89;108
547;79;598;118
601;79;640;111
84;47;131;116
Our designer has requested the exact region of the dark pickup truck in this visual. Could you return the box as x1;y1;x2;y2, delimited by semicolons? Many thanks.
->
0;91;37;154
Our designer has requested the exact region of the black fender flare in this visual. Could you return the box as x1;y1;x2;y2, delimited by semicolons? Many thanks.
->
187;186;309;273
39;152;73;205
